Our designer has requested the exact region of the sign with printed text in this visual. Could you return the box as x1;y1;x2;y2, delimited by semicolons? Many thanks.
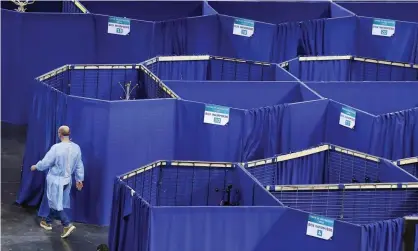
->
108;16;130;36
204;105;230;126
233;18;254;37
372;19;395;37
339;107;356;129
307;215;334;240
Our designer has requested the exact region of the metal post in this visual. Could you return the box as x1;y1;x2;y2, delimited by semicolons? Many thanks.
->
125;81;131;100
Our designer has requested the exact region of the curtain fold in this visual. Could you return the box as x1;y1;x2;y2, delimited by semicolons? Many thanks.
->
109;178;150;251
276;151;327;185
154;18;188;56
150;61;209;81
299;19;325;57
415;224;418;251
17;84;66;206
361;218;404;251
242;105;287;161
271;22;301;63
369;108;418;160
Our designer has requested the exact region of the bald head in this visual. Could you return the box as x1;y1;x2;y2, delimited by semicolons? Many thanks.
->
58;125;70;137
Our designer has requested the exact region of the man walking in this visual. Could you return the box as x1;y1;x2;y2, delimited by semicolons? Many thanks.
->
31;125;84;238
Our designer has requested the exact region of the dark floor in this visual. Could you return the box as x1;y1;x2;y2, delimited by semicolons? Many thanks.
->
1;123;108;251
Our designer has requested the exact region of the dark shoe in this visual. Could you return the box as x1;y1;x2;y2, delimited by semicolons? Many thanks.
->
40;220;52;230
61;224;76;238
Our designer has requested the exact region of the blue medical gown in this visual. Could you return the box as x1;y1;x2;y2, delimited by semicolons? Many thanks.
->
36;142;84;211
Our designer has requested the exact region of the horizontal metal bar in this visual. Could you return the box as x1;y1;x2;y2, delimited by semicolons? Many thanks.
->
157;55;210;62
143;57;157;66
276;145;330;162
333;146;379;162
299;55;353;61
353;57;416;68
396;157;418;166
267;182;418;192
121;160;235;180
404;216;418;220
171;161;233;168
121;161;167;180
246;157;275;168
73;65;134;70
299;55;418;69
37;65;70;81
212;56;270;66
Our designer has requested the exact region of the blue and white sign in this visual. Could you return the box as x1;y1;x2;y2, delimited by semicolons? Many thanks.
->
233;18;254;37
108;16;131;36
339;107;356;129
372;19;395;37
204;104;230;126
307;215;334;240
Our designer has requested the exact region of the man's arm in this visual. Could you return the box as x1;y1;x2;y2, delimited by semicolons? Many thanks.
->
75;151;85;190
32;145;56;171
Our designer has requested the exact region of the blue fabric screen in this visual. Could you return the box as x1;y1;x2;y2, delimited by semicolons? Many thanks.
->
275;150;328;185
339;2;418;23
369;108;418;160
282;100;328;153
151;15;219;57
355;17;418;64
416;224;418;251
174;100;244;162
108;179;150;251
235;165;282;206
98;100;176;225
217;15;277;63
37;96;111;224
360;218;404;251
93;15;154;64
288;59;352;81
164;81;308;109
149;206;362;251
349;61;418;81
323;17;357;56
325;100;376;154
208;1;331;24
272;17;357;63
20;94;177;225
17;83;68;207
306;82;418;115
1;10;96;125
80;1;205;21
242;99;328;161
288;59;418;81
68;68;138;100
1;10;155;124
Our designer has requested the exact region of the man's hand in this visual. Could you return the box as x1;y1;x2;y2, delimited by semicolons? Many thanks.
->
76;181;83;191
30;165;37;171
